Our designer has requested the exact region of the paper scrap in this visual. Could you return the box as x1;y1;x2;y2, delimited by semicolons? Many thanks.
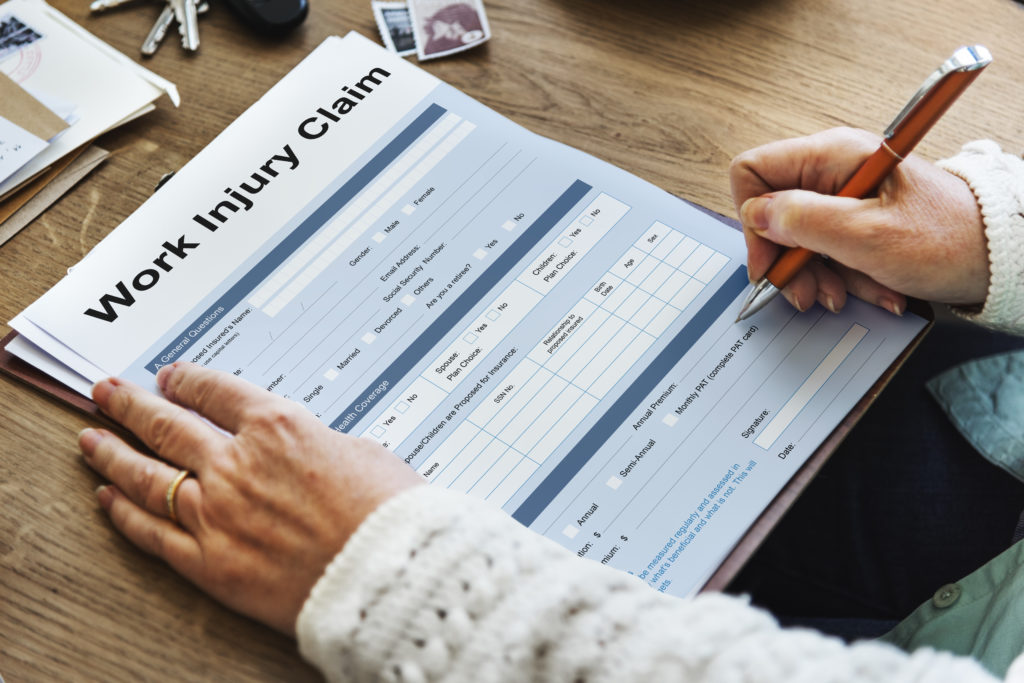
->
0;71;68;140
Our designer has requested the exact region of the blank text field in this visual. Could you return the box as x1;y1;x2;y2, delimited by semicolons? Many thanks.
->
754;324;868;449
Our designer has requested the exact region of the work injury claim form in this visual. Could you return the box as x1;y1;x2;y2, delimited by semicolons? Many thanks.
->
10;33;926;595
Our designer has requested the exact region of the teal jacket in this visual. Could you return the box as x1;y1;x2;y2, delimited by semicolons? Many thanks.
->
881;350;1024;676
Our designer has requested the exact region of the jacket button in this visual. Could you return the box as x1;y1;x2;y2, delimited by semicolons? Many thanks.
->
932;583;961;608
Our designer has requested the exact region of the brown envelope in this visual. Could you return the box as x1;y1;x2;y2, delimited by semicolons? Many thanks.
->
0;71;69;141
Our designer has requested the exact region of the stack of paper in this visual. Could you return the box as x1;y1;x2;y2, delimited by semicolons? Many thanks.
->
0;0;178;242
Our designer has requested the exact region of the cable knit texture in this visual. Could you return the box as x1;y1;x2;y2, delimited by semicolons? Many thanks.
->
298;488;999;682
297;142;1024;682
937;141;1024;333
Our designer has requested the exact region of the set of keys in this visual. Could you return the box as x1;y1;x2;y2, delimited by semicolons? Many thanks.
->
90;0;308;55
90;0;205;55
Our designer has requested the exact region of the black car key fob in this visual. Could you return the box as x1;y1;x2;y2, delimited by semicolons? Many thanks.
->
224;0;308;35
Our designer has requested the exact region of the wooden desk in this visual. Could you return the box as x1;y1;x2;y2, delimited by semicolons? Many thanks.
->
2;0;1022;679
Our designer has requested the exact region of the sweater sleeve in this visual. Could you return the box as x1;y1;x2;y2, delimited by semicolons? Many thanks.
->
296;486;998;683
937;141;1024;334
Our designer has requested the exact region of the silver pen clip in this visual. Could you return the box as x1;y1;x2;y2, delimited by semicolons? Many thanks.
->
883;45;992;138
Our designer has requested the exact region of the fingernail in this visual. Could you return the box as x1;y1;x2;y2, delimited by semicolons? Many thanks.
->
78;427;102;454
156;363;177;397
825;295;837;314
741;196;772;231
91;378;118;408
881;298;903;316
95;484;113;509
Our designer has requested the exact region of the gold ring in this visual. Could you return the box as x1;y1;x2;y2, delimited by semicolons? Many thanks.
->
166;469;191;524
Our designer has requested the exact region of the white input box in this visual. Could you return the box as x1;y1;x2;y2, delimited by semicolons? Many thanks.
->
640;262;675;294
664;236;700;269
670;279;704;310
755;324;869;448
531;393;598;462
574;325;639;395
522;388;589;456
490;459;538;506
588;331;655;397
647;304;679;336
450;441;508;494
434;428;493;488
468;449;522;500
649;225;683;260
694;251;729;284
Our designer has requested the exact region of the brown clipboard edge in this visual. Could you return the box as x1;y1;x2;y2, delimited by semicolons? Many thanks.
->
0;329;102;418
0;202;935;590
700;297;935;592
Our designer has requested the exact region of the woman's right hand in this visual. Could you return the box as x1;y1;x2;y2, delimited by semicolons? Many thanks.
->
730;127;990;314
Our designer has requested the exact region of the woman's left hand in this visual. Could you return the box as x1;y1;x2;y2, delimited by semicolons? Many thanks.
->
79;361;422;636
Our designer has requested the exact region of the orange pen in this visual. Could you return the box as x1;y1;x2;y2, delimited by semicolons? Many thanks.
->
735;45;992;322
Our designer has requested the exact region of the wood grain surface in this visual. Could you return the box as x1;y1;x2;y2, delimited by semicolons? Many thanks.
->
2;0;1023;680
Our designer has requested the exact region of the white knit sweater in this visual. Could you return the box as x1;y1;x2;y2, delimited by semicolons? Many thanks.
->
297;142;1024;683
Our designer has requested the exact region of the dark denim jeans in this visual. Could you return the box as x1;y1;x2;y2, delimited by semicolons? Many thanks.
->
726;317;1024;641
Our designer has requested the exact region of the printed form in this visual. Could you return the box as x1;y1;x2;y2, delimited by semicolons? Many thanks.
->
12;33;927;596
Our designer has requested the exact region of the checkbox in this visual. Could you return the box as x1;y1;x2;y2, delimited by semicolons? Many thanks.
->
396;401;410;413
486;310;501;320
463;332;478;343
502;219;516;231
402;204;416;215
401;294;416;306
324;368;339;381
473;248;487;260
371;426;386;438
662;414;678;427
562;525;579;539
372;232;386;243
580;215;593;226
558;237;573;247
361;332;376;344
606;476;623;490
